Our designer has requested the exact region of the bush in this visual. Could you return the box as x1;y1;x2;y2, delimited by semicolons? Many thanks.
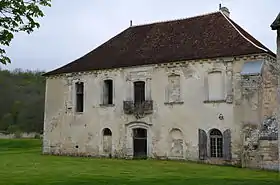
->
34;133;41;139
14;130;22;138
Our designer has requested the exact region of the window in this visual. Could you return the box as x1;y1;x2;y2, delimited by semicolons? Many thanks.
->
134;81;145;104
167;74;181;102
75;82;84;112
210;129;223;158
208;71;224;101
103;128;112;136
102;128;112;154
103;80;113;105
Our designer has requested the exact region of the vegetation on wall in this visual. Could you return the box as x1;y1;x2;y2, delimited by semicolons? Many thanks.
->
0;68;45;134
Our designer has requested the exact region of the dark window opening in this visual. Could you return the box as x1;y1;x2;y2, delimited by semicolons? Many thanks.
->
76;82;84;112
134;81;145;104
104;80;113;105
103;128;112;136
210;129;223;158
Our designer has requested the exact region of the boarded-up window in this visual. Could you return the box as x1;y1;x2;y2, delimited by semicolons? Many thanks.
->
169;128;184;158
102;128;112;154
167;74;181;102
103;80;113;105
75;82;84;112
208;72;223;100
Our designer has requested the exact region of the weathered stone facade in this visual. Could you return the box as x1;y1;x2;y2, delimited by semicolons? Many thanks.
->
271;12;280;172
43;53;278;169
42;9;279;171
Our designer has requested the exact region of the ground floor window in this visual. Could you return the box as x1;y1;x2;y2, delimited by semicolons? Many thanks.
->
210;129;223;158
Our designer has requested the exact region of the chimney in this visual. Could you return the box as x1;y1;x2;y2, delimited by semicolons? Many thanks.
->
219;6;230;18
130;20;133;27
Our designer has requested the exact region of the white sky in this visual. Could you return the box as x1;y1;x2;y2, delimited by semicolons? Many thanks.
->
1;0;279;72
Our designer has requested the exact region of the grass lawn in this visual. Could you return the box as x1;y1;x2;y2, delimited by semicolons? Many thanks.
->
0;139;279;185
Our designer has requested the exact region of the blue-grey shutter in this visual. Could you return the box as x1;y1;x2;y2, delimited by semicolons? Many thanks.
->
223;129;232;161
198;129;207;160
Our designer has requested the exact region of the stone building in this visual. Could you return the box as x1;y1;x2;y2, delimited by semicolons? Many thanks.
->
271;12;280;171
43;7;279;169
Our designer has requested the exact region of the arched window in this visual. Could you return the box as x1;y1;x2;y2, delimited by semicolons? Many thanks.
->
210;129;223;158
102;128;112;154
169;128;184;158
103;128;112;136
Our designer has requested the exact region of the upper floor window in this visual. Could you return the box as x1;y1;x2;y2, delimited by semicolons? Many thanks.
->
166;74;181;103
207;71;224;101
103;79;113;105
75;82;84;112
134;81;145;104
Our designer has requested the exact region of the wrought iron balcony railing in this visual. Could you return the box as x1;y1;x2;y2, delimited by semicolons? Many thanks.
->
123;100;153;117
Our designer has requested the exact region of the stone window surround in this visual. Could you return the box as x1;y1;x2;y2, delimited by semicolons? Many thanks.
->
204;127;230;160
164;71;184;105
71;78;85;114
99;77;116;107
167;127;186;159
126;70;152;102
203;68;227;104
101;127;113;155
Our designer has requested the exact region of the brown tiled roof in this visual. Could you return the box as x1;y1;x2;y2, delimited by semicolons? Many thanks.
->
44;11;275;76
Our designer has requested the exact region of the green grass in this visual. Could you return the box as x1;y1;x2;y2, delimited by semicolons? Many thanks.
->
0;139;279;185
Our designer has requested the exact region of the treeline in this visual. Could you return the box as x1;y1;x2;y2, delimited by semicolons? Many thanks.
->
0;68;45;134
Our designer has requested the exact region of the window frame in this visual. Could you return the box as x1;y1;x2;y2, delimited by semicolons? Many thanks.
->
209;129;223;158
204;69;226;103
74;81;84;113
100;78;115;107
165;73;184;105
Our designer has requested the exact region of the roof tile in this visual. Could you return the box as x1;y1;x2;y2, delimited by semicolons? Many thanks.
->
44;11;275;76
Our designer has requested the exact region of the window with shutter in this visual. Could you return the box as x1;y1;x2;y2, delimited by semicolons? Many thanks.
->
223;129;232;161
198;129;207;160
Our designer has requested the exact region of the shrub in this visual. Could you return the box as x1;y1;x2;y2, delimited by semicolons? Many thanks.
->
34;133;41;139
14;131;22;138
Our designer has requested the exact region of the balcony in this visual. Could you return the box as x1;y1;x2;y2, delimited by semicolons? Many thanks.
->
123;100;153;118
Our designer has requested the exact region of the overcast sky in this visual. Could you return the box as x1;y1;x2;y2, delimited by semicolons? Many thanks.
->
1;0;279;72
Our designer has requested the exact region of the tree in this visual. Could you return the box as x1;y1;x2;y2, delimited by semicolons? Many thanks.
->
0;0;51;64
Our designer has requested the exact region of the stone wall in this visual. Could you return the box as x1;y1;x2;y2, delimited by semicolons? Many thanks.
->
43;53;277;168
0;132;41;139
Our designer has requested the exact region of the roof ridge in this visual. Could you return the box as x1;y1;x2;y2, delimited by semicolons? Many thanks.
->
130;11;220;28
219;11;268;53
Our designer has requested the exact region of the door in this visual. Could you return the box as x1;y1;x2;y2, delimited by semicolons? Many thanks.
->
133;128;147;158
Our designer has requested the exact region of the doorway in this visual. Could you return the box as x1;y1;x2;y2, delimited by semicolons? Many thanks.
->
133;128;147;159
